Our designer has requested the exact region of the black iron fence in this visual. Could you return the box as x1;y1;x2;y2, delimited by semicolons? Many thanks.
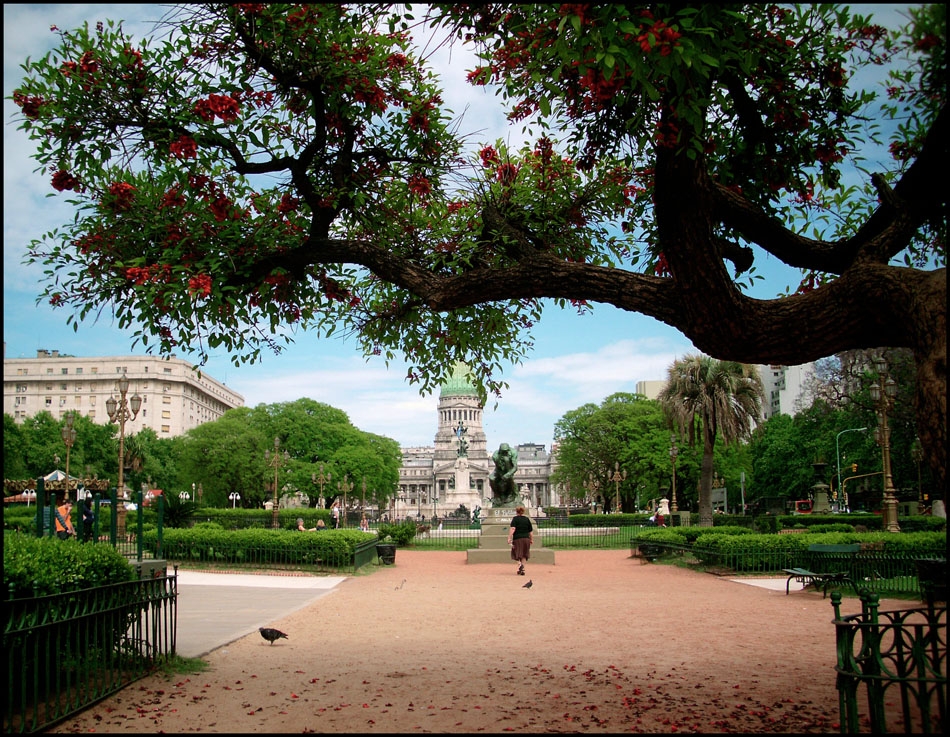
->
2;573;178;734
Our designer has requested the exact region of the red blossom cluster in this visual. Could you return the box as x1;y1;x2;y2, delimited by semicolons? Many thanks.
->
160;186;186;210
13;91;46;119
51;170;82;192
407;173;431;198
637;18;682;56
106;181;137;211
559;4;592;25
235;3;266;15
496;163;519;184
188;273;213;297
125;264;172;285
193;94;241;122
479;146;500;168
169;135;198;159
652;252;671;277
277;193;300;214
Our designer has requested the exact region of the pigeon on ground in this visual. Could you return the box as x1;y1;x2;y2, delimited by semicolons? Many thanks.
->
522;580;533;589
259;627;288;645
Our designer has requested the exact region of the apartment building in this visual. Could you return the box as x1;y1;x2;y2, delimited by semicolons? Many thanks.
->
4;348;244;437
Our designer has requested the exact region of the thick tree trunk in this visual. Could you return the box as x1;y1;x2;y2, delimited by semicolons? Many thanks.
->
698;424;716;527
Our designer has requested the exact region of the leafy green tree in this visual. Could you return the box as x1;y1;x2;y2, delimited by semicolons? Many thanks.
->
659;355;765;526
553;393;701;512
178;408;270;508
12;4;945;499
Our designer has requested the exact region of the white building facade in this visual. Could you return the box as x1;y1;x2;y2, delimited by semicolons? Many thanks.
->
393;362;558;519
4;348;243;437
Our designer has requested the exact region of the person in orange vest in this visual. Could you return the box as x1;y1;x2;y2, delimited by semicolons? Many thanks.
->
55;499;77;540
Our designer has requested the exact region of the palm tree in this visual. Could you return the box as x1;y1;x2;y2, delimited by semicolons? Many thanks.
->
659;355;765;526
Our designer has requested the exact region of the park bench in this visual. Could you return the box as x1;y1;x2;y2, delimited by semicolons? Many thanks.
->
783;543;861;598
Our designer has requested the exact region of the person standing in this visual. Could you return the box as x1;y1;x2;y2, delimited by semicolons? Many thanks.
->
331;500;341;529
81;497;95;542
54;499;76;540
507;505;534;576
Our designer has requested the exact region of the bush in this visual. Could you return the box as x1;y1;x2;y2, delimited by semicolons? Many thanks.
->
3;531;136;599
376;519;418;546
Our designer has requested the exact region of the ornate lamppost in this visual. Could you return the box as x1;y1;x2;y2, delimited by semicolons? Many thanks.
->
106;372;141;539
229;492;241;508
869;356;900;532
312;464;331;509
911;437;924;514
669;434;679;513
609;462;626;514
338;474;353;528
61;412;76;503
265;437;289;529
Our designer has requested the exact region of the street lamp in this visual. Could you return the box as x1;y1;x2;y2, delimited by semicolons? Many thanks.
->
229;492;241;509
337;474;353;528
312;464;332;508
669;434;679;513
911;436;924;514
361;477;367;519
106;372;142;539
265;437;290;529
179;490;190;501
609;462;626;514
835;427;867;509
61;412;77;503
869;356;900;532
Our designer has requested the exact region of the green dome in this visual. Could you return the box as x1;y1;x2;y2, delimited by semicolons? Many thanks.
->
440;361;479;397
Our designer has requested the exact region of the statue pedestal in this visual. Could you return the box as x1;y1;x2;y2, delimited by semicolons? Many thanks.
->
466;505;556;565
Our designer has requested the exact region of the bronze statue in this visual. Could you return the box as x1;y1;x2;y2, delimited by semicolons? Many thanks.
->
489;443;519;506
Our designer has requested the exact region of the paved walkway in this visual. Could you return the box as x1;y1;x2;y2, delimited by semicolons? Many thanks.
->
171;568;801;658
174;570;346;658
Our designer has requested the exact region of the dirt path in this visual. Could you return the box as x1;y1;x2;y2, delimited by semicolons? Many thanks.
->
48;550;897;733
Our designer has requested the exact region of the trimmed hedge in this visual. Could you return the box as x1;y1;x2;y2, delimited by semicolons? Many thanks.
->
151;526;375;566
3;531;136;599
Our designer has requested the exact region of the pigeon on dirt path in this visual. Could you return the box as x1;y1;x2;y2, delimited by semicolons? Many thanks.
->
522;580;533;589
259;627;288;645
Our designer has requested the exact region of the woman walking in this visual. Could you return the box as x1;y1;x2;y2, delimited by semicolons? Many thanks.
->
507;506;534;576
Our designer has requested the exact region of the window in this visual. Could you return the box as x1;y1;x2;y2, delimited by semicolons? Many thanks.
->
46;368;53;374
90;367;98;374
46;383;53;391
17;368;28;375
45;397;52;406
62;368;68;375
75;383;83;391
16;384;27;392
161;425;170;433
144;366;149;373
162;410;171;419
162;396;171;404
60;397;67;406
76;367;83;375
89;396;96;406
60;383;67;391
163;367;172;374
88;409;95;419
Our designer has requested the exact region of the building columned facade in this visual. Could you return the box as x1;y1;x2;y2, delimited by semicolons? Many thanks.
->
4;348;244;437
394;362;559;519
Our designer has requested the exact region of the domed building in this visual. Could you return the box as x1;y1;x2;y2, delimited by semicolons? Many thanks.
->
393;362;559;520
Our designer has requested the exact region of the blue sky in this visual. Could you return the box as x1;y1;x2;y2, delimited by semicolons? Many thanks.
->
3;4;913;448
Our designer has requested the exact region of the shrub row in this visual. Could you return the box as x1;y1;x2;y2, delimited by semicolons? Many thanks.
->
3;531;136;599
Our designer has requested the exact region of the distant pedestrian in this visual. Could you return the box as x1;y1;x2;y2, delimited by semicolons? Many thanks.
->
54;499;76;540
81;497;95;542
331;501;341;528
507;505;534;577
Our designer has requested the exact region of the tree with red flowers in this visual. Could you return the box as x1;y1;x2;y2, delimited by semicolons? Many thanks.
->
12;4;947;502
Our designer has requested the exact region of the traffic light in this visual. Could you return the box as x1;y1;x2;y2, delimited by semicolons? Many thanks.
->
851;463;858;473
